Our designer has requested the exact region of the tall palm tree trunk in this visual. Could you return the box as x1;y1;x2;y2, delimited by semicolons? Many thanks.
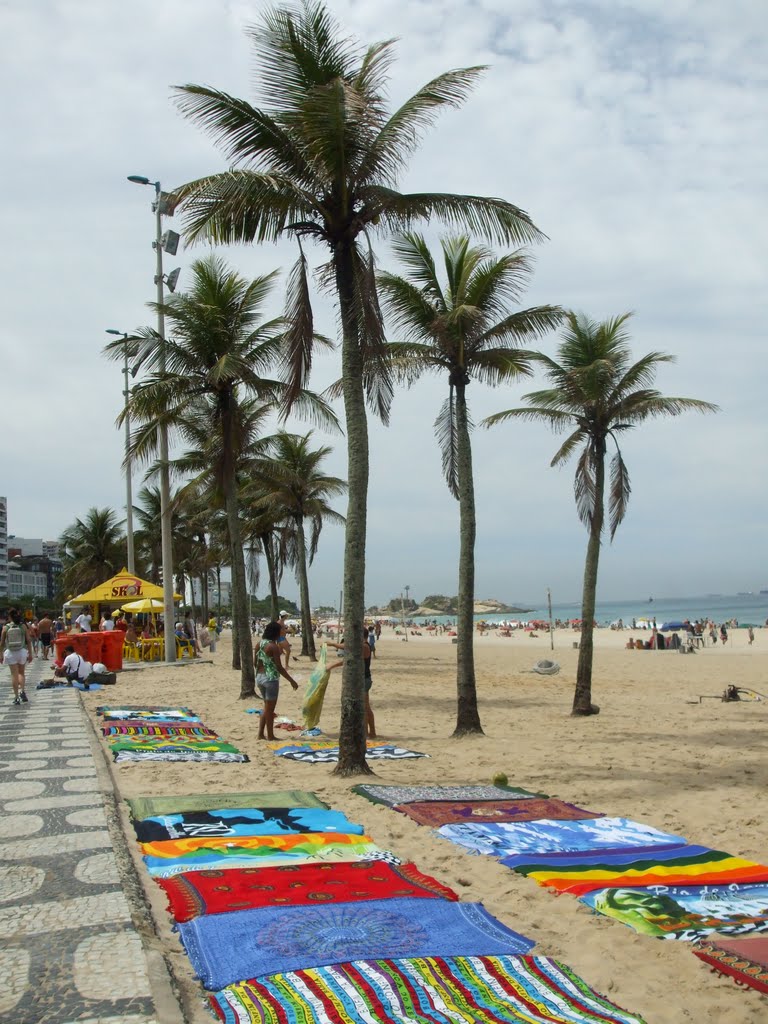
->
260;531;279;621
221;405;255;697
333;244;373;777
200;574;209;620
295;516;317;660
573;444;605;716
454;384;484;736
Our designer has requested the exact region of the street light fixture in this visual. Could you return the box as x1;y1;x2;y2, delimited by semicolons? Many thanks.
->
128;172;178;662
106;329;137;573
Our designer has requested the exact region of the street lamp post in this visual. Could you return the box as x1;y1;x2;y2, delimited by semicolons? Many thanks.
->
105;330;135;573
127;174;177;663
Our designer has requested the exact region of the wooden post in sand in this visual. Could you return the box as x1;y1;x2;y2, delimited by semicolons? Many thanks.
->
547;587;554;651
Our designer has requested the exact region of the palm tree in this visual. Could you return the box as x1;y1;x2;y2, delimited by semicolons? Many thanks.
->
379;234;562;735
171;0;543;774
255;432;346;659
485;312;718;715
133;486;163;583
108;254;336;698
241;486;289;623
59;507;125;597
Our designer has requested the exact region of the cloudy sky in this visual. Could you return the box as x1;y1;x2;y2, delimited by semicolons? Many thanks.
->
2;0;765;609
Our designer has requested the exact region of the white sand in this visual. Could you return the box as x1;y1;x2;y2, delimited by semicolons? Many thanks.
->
85;626;768;1023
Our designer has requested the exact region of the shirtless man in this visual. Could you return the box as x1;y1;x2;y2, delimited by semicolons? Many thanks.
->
38;614;53;660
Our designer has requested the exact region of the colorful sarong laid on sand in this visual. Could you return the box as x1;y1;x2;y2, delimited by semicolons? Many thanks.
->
580;882;768;940
141;831;374;861
352;783;545;807
98;706;200;721
302;644;331;730
133;807;364;842
693;934;768;995
178;897;534;989
509;846;768;896
438;818;685;858
110;737;241;752
144;838;395;878
115;750;249;764
395;797;603;828
127;791;328;820
276;744;428;763
208;955;648;1024
103;725;218;737
156;860;458;921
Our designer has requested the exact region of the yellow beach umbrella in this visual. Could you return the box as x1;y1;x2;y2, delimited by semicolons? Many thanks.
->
120;598;166;613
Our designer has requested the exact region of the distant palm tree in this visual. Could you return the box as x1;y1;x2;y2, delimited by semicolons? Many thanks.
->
241;486;289;623
379;233;562;735
59;508;125;597
108;254;336;697
254;432;346;659
133;486;163;583
485;312;718;715
171;0;543;774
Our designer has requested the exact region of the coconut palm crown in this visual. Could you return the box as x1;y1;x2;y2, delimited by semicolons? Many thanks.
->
485;311;718;715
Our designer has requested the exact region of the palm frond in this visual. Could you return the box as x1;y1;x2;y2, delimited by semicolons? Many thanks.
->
172;171;319;245
435;391;460;499
608;447;631;540
475;306;565;347
389;233;444;300
351;239;394;424
280;241;315;409
468;347;534;387
250;1;360;112
356;67;487;185
364;188;545;246
550;428;587;467
173;85;319;187
574;446;598;530
482;406;574;431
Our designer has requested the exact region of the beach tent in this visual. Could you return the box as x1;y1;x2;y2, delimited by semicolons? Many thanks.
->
70;569;181;605
660;621;686;632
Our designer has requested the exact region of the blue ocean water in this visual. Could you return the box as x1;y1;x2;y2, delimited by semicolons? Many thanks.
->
412;593;768;628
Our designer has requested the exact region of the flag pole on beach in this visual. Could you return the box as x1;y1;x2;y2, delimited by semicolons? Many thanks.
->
547;587;554;651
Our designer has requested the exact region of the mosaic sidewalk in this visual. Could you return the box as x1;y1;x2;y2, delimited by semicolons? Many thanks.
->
0;664;172;1024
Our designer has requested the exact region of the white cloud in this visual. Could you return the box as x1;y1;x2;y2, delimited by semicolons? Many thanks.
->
1;0;765;608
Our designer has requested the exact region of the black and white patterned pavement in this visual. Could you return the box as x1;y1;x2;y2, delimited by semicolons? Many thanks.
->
0;658;172;1024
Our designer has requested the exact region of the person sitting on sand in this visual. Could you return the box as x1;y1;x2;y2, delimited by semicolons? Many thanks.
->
326;625;376;738
626;637;635;649
254;621;299;741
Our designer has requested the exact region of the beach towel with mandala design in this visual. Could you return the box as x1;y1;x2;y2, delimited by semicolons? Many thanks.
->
179;898;534;989
351;783;545;807
114;750;250;764
209;955;647;1023
276;744;428;763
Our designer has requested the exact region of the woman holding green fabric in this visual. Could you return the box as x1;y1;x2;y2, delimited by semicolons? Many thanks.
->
254;621;299;740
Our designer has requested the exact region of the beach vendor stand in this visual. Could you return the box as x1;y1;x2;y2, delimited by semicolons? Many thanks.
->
65;570;181;667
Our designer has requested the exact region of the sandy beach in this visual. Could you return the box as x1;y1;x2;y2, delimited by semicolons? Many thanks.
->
84;626;768;1024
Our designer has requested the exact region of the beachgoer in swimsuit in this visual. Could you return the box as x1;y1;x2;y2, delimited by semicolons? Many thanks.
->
254;620;299;740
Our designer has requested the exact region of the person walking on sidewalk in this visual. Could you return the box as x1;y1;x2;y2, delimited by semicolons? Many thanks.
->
2;608;33;704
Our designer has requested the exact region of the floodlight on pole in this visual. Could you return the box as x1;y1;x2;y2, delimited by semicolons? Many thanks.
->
127;172;177;662
165;267;181;293
105;329;136;573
